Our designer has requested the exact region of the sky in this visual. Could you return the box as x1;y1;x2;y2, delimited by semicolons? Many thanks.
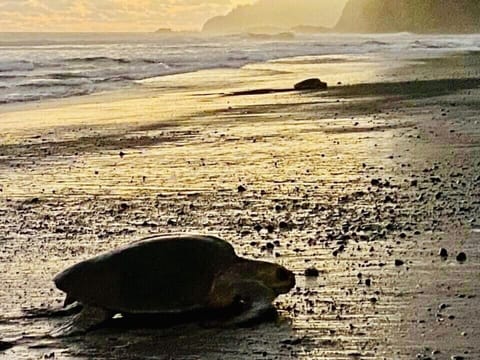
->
0;0;256;32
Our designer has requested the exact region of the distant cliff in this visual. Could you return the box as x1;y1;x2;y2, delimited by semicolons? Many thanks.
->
202;0;347;33
336;0;480;33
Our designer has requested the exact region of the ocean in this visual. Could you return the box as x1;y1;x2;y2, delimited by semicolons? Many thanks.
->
1;32;480;105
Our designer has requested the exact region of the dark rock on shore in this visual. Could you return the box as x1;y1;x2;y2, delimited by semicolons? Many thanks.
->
294;78;327;91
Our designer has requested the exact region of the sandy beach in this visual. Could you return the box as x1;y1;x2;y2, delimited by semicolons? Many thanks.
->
1;51;479;359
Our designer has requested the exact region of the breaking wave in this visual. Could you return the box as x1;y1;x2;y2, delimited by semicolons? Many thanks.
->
1;32;480;105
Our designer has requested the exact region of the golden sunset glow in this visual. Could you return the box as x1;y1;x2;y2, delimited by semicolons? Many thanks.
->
0;0;255;32
1;0;480;357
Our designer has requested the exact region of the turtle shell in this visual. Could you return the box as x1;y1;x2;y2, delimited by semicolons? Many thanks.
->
54;234;239;313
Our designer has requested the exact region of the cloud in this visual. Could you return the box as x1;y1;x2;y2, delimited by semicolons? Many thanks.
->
0;0;254;31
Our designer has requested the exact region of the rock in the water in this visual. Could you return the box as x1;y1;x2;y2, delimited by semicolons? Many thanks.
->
294;78;327;91
456;252;467;262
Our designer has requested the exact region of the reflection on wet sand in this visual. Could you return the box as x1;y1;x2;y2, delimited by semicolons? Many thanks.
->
1;54;479;359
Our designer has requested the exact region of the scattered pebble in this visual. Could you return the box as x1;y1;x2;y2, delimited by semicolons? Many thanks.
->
439;248;448;258
304;267;320;277
278;221;290;230
439;303;450;310
456;252;467;263
384;195;394;203
395;259;405;266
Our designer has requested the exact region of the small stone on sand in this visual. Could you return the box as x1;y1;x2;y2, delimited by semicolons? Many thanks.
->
304;267;320;277
456;252;467;262
238;185;247;193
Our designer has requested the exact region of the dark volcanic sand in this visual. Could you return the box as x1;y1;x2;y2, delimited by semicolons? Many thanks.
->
0;53;479;359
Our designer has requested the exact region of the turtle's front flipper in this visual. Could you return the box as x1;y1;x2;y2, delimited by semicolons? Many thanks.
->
49;306;112;338
208;280;277;327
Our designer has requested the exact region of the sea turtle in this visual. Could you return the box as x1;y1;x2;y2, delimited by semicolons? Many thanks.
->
52;234;295;337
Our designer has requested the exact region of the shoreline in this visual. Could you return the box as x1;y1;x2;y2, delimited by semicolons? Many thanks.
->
2;48;478;113
1;41;477;115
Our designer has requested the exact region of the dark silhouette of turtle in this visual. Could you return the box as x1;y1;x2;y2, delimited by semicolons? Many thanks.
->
52;234;295;336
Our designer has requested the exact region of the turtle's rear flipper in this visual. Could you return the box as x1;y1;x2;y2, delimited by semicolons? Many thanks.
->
23;302;83;319
50;306;112;338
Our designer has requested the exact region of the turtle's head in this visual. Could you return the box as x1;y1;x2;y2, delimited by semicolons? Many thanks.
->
243;260;296;295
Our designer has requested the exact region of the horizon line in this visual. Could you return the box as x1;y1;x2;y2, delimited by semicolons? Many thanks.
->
0;30;198;33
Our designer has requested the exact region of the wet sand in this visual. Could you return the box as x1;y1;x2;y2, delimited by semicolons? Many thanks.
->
0;53;479;359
